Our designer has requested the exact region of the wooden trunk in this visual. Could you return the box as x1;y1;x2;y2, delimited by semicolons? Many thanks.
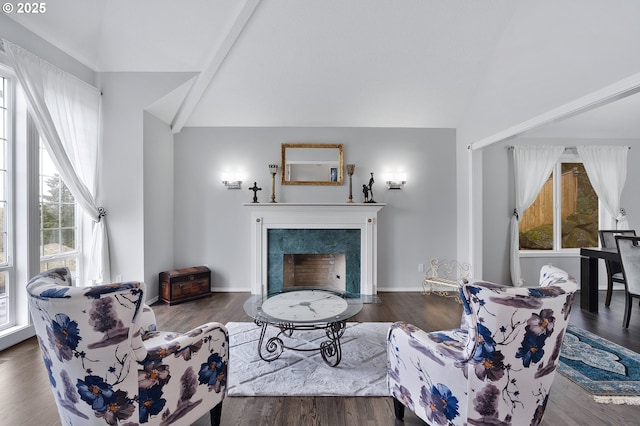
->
159;266;211;305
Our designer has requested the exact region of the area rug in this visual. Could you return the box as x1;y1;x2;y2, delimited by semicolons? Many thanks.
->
558;324;640;405
226;322;391;396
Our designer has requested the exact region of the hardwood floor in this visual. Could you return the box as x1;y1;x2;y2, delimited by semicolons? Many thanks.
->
1;290;639;425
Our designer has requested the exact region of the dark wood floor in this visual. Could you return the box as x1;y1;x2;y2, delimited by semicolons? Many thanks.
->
1;290;639;425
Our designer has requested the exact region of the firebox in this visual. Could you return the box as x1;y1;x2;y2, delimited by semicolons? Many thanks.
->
283;253;347;290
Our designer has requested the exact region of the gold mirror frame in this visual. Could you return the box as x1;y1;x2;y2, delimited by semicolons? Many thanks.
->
281;143;344;185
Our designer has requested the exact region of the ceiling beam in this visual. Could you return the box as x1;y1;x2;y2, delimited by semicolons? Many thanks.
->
171;0;261;133
469;71;640;150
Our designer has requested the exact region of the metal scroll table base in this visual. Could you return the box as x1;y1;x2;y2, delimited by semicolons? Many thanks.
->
254;320;346;367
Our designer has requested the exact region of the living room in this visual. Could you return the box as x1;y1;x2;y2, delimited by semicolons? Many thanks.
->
1;1;640;425
2;2;639;300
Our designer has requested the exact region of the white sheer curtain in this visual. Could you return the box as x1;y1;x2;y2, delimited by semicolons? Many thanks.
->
510;146;564;286
2;39;110;283
577;145;629;230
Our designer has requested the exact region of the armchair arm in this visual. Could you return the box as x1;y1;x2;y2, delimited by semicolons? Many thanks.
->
130;303;158;361
387;322;470;422
137;323;229;424
138;303;157;335
142;322;228;365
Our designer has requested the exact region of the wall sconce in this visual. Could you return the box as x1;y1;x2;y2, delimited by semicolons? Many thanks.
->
221;172;243;189
384;172;407;190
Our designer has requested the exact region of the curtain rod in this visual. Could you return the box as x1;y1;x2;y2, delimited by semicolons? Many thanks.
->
507;145;631;150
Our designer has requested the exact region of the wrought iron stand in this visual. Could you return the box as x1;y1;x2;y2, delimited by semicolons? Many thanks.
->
254;320;347;367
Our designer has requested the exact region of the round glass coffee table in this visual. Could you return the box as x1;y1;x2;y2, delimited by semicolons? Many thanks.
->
243;287;363;367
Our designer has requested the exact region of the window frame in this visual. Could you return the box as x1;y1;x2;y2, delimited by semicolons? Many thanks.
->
519;151;608;256
0;69;16;331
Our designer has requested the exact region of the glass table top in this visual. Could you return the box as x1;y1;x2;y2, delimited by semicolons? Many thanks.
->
243;286;363;325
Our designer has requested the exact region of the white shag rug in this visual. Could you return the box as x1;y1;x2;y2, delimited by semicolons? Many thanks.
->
226;321;391;396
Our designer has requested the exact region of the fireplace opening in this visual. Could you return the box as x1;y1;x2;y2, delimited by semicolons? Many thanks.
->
283;253;346;290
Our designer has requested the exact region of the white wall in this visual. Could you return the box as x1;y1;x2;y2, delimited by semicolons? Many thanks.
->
481;138;640;286
143;112;175;301
172;127;457;292
98;72;194;288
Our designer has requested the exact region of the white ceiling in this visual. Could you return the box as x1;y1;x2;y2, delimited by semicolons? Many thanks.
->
7;0;640;137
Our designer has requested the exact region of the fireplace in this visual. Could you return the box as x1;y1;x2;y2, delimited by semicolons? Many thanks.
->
244;203;385;296
268;228;360;293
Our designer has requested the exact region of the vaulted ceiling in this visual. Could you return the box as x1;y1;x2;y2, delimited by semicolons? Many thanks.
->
7;0;640;139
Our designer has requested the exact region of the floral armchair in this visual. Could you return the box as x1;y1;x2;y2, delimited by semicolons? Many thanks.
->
387;265;577;426
27;267;228;426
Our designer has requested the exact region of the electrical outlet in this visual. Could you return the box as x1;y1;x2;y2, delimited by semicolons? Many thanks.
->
418;263;425;272
115;274;122;282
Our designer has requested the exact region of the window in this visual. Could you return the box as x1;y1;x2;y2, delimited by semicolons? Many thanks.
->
0;55;88;348
0;74;12;330
519;158;599;250
39;141;78;275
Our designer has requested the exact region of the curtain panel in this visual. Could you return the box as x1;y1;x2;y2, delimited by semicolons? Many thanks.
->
577;145;629;230
2;39;110;284
510;146;565;286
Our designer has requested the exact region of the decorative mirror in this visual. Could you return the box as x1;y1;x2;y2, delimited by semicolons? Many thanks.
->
281;143;344;185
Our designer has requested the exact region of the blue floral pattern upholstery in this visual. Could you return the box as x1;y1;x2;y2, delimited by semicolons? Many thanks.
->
27;267;228;425
387;265;577;426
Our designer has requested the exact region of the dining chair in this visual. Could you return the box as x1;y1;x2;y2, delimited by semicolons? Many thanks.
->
615;236;640;328
598;230;636;306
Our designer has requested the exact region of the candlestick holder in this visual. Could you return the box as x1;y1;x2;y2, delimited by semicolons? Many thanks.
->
269;164;278;203
346;164;355;203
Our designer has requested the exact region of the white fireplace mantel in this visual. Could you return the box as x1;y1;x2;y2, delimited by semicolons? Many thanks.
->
244;203;385;295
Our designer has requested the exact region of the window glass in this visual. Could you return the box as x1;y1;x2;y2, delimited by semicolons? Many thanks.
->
40;142;78;276
560;163;598;248
519;173;554;250
519;161;598;250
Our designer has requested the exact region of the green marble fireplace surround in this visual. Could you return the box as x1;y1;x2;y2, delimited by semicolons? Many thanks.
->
267;228;361;294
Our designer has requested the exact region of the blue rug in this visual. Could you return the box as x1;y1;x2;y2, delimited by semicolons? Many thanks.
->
558;325;640;404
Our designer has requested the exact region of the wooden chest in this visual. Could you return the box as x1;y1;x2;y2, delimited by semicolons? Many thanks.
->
159;266;211;305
